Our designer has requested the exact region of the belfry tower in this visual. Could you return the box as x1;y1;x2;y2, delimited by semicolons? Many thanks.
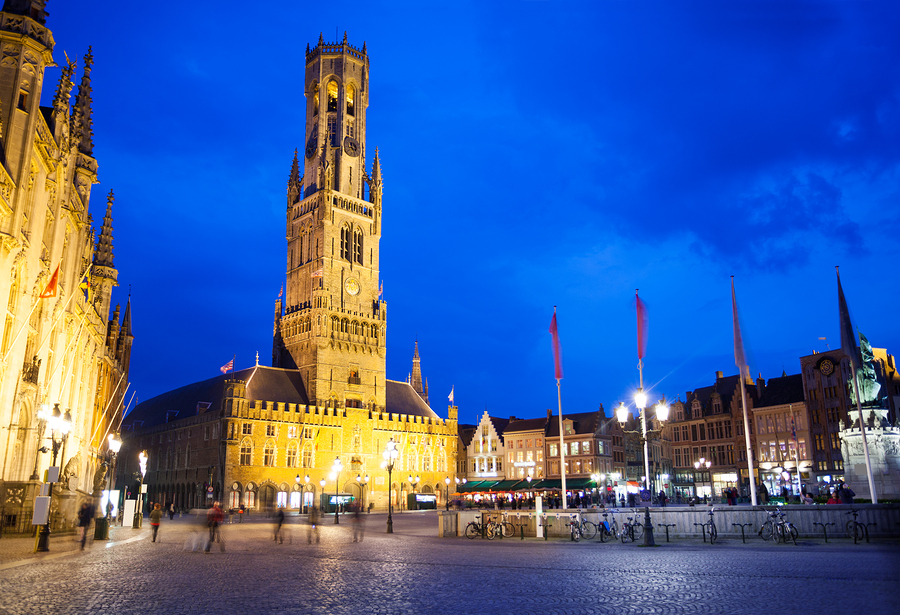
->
273;33;386;412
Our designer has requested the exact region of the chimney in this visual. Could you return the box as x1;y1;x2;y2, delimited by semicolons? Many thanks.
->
715;370;724;380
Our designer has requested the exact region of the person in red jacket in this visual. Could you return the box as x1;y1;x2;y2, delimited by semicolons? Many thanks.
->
205;502;225;552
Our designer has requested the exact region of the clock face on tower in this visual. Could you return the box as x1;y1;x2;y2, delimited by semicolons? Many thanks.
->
343;136;360;157
345;278;360;296
305;134;318;159
819;358;835;376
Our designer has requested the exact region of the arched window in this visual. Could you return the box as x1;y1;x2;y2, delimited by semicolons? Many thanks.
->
423;450;433;472
341;225;351;261
437;449;446;472
346;84;355;116
327;81;338;112
301;443;313;468
240;438;252;466
286;441;298;468
312;82;319;115
407;449;417;472
354;228;363;264
263;439;276;467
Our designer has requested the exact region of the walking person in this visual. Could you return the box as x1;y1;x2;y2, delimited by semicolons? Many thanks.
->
307;503;321;544
77;502;94;550
169;502;176;520
274;505;285;544
351;503;365;542
205;501;225;552
839;483;855;504
150;503;163;542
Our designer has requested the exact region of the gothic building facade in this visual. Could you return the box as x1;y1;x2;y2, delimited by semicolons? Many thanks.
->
118;35;457;512
0;0;132;530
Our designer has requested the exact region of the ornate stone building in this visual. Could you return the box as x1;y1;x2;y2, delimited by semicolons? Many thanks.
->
118;35;457;513
0;0;132;530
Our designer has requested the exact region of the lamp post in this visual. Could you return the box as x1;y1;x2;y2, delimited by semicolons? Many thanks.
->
94;433;122;540
132;450;148;529
332;456;343;524
35;404;72;552
591;472;601;505
444;477;451;511
616;393;669;547
407;475;419;512
694;457;712;503
382;438;399;533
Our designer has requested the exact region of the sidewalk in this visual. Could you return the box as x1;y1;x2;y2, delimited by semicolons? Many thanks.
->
0;520;141;567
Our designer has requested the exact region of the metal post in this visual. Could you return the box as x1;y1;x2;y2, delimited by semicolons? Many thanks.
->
386;465;393;533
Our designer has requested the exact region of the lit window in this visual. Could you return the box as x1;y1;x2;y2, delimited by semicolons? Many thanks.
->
327;81;338;112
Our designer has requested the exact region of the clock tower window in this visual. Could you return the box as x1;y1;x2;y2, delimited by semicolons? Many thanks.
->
346;85;355;116
312;83;319;116
327;81;338;112
354;229;363;264
328;117;337;146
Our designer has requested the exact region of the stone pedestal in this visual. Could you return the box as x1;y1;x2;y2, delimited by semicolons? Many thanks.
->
840;406;900;500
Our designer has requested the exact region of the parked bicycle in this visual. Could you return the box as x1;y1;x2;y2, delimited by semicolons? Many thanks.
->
598;510;620;543
497;512;515;538
758;505;797;544
846;509;866;542
566;514;583;542
620;510;645;543
465;514;495;539
578;516;598;540
695;507;717;544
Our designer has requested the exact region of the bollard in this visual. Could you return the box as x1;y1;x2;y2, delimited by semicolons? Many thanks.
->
657;523;676;543
732;522;753;544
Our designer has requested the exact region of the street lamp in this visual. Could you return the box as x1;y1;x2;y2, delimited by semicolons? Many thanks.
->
382;438;399;533
35;404;72;552
616;392;669;546
444;477;451;511
332;456;343;524
694;457;712;503
132;450;148;529
94;433;122;540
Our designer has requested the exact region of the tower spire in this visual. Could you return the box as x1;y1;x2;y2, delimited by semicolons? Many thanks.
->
52;55;76;121
72;47;95;155
94;189;115;268
287;148;302;203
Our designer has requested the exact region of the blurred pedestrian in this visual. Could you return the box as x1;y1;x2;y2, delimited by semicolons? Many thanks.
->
205;501;225;552
169;502;176;520
308;503;321;544
274;505;285;543
77;502;94;550
839;483;855;504
351;503;365;542
150;503;163;542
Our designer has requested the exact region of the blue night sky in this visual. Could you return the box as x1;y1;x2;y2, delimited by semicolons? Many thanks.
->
43;1;900;426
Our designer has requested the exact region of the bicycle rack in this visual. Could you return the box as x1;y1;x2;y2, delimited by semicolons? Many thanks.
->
657;523;676;542
732;523;753;544
693;522;708;543
860;522;877;544
539;513;551;541
813;521;835;543
515;513;526;540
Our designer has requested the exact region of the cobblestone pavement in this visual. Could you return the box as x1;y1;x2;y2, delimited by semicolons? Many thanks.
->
1;511;898;615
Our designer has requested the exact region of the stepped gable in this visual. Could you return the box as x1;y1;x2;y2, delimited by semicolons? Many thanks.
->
688;374;745;414
122;366;309;430
385;380;438;419
458;424;477;448
757;374;804;407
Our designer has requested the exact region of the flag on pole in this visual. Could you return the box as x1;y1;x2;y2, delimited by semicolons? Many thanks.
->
220;357;234;374
549;308;563;380
278;285;283;298
791;415;798;443
837;268;860;372
636;290;648;360
731;278;748;378
379;281;384;297
314;428;320;451
40;265;60;299
311;269;323;278
448;386;454;404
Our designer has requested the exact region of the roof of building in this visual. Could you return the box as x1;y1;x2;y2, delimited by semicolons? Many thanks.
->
686;373;758;415
756;374;804;407
546;411;601;437
505;416;549;434
458;425;476;447
123;367;439;432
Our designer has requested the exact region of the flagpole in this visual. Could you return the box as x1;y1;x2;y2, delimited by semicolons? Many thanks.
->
33;264;92;359
553;307;567;509
837;267;877;504
732;277;759;506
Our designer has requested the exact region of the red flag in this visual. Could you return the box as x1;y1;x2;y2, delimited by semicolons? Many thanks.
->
732;278;748;378
278;285;283;298
636;290;648;360
549;309;563;380
837;268;860;372
40;265;59;299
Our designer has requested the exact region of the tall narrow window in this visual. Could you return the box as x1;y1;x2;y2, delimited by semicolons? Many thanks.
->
346;85;355;116
328;117;337;146
312;83;319;115
354;228;363;264
263;440;276;466
240;439;252;465
327;81;338;112
340;225;351;261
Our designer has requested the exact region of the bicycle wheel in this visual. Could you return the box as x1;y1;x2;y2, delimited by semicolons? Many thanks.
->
846;520;863;541
708;521;717;544
631;522;644;541
599;525;610;543
759;521;774;541
465;523;480;539
788;525;798;544
486;524;496;540
572;526;581;542
621;524;633;543
581;521;597;540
